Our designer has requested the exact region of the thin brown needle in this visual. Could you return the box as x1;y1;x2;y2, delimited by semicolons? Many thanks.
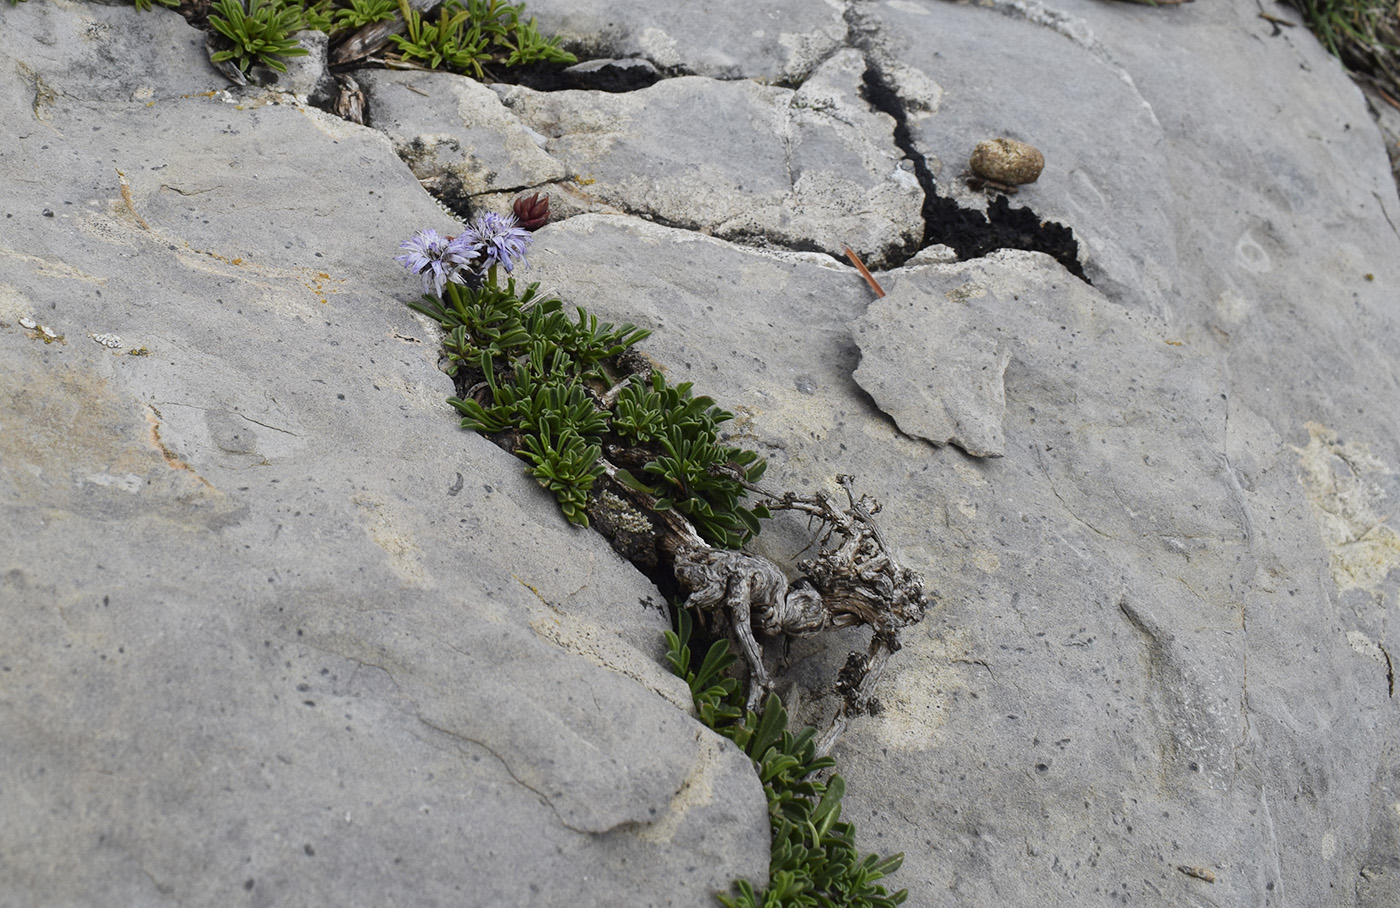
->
843;246;885;297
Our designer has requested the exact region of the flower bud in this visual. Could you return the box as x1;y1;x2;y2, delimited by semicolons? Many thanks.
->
512;192;551;231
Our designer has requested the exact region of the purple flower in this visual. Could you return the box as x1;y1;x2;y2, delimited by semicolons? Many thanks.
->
444;233;484;272
463;211;532;274
395;228;462;297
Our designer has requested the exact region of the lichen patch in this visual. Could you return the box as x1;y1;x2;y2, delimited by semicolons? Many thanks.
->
351;493;427;586
1295;422;1400;593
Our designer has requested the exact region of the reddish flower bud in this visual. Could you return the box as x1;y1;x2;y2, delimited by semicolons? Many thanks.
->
512;192;551;231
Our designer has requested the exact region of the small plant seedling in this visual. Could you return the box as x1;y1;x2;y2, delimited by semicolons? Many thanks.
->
391;0;493;76
208;0;311;75
335;0;397;29
388;0;575;78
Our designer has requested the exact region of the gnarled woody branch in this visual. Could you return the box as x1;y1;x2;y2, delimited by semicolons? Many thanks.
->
761;475;928;754
331;0;438;65
656;470;931;755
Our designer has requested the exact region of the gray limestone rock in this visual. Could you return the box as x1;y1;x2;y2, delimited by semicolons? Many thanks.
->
526;204;1400;907
0;5;767;906
560;56;661;92
497;48;923;267
6;0;1400;907
851;279;1014;457
248;30;339;105
1362;84;1400;184
857;0;1180;314
520;0;849;83
358;69;568;201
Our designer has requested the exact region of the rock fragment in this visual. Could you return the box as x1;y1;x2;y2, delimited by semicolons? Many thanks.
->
968;137;1045;186
851;279;1012;457
497;49;922;267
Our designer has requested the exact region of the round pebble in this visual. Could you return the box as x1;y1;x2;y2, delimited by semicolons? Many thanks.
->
969;138;1045;186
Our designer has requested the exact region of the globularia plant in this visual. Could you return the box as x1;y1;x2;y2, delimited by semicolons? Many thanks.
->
389;0;576;78
398;199;764;544
398;193;929;906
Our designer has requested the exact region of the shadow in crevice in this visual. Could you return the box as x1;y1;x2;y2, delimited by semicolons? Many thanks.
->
501;56;665;93
858;62;1087;281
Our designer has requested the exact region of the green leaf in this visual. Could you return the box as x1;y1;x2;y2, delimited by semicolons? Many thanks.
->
809;774;844;838
612;467;656;496
745;693;788;760
692;636;737;693
207;0;310;76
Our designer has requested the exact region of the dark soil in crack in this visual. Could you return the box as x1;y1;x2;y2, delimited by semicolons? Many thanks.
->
859;62;1088;280
504;59;663;93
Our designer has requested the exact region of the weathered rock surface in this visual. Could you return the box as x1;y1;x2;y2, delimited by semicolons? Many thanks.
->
494;48;923;267
5;1;1400;907
851;282;1014;457
1;4;766;906
523;0;849;83
359;69;568;201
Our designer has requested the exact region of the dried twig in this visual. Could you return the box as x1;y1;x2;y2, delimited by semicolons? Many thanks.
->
331;0;438;65
662;472;930;751
116;169;151;231
844;246;885;297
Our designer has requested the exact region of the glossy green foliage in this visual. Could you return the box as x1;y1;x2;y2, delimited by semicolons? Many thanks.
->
612;371;732;445
643;426;769;547
449;350;606;440
208;0;311;74
295;0;336;31
34;0;575;77
389;0;576;79
461;0;577;68
613;372;770;549
665;609;744;729
333;0;396;29
390;0;493;74
410;280;648;380
518;415;602;527
666;610;907;908
446;352;605;527
564;307;652;370
410;271;764;540
414;278;651;530
410;279;541;376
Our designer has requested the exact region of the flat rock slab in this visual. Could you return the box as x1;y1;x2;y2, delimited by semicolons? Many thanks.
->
859;0;1177;312
6;0;1400;907
523;0;849;83
527;212;1400;908
851;280;1013;457
497;48;923;267
0;4;767;906
358;69;567;199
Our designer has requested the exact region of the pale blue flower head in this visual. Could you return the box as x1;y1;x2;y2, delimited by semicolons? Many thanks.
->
444;233;483;272
395;228;461;297
463;211;532;274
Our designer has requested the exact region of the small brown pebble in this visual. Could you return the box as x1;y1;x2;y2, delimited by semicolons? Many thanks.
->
969;138;1045;186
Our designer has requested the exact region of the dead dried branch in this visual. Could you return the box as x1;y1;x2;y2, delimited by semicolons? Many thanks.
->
665;474;931;754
